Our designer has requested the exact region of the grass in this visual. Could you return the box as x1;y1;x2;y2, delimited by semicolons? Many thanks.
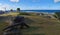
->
24;33;45;35
0;14;60;35
0;22;8;35
22;26;40;32
0;12;19;16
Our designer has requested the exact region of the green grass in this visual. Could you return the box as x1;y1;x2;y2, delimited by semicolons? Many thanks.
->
0;15;60;35
22;26;40;32
24;33;45;35
0;22;8;35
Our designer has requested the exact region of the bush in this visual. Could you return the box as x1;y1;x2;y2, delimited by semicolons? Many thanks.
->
53;15;57;18
55;12;60;19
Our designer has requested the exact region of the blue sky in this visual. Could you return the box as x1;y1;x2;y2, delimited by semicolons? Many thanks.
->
0;0;60;10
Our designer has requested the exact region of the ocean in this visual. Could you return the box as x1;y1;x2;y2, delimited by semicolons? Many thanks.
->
0;10;60;14
20;10;60;14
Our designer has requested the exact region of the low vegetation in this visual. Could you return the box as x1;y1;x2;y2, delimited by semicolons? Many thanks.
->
19;12;36;16
54;12;60;19
19;12;30;15
0;14;60;35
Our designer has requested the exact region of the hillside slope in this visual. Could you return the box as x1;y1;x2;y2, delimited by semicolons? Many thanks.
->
22;16;60;35
0;16;60;35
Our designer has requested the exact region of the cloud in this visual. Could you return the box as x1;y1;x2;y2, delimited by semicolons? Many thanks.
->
10;0;19;2
54;0;60;3
0;3;12;10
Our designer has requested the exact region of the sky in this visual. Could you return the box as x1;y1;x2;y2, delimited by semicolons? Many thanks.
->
0;0;60;10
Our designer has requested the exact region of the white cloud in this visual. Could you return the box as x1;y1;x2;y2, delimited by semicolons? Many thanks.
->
10;0;19;2
0;3;12;11
54;0;60;3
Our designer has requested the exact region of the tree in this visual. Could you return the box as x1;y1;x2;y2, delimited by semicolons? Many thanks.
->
17;8;20;12
10;9;13;12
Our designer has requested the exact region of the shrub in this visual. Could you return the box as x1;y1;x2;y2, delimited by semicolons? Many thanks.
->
55;12;60;20
53;15;57;18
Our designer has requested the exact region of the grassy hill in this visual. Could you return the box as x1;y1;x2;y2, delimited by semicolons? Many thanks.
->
0;15;60;35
